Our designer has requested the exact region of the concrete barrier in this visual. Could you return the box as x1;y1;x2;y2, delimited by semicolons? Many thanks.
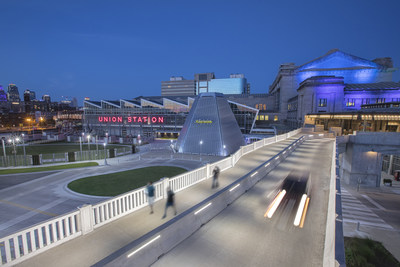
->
323;139;337;267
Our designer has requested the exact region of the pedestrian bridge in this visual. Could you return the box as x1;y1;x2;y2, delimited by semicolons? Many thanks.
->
0;129;336;267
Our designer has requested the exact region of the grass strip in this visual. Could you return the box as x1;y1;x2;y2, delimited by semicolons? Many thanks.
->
345;237;400;267
68;166;187;196
0;162;99;175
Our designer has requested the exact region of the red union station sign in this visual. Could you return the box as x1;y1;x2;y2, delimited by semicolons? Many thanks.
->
98;116;164;124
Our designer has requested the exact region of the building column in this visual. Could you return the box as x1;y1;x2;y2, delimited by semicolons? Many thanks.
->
388;155;394;175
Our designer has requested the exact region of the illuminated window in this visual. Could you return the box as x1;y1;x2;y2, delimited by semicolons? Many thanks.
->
260;115;264;120
377;98;385;104
318;98;327;107
265;115;269;121
346;99;355;107
274;115;278;121
255;104;266;110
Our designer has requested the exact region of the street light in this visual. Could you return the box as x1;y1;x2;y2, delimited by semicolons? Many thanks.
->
87;135;91;159
79;133;83;160
7;136;20;166
223;145;226;156
103;142;107;165
1;139;7;166
170;139;173;159
96;135;99;159
22;133;26;165
199;140;203;161
26;118;32;134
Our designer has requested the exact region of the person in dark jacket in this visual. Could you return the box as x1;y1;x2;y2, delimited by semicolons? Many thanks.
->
162;186;177;219
212;166;220;189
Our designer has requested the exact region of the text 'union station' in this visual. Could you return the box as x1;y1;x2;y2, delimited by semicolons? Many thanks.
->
98;116;164;124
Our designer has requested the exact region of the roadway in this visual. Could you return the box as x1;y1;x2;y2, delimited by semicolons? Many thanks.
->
0;153;215;238
13;135;307;267
151;138;335;267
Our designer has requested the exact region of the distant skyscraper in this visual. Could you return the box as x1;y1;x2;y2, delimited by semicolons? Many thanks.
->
24;90;32;113
42;94;51;102
7;84;20;102
0;86;7;101
24;89;32;102
194;72;215;94
30;90;36;101
162;73;249;96
161;76;196;96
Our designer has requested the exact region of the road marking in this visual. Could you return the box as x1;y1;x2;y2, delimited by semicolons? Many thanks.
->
0;199;65;232
0;199;58;217
343;218;393;230
361;194;386;211
341;188;392;230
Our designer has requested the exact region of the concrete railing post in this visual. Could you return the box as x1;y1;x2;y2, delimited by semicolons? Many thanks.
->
79;204;94;235
206;164;211;179
231;155;235;167
275;135;278;143
162;178;170;198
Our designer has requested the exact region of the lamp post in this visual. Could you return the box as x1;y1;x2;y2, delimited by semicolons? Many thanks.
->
26;118;32;135
170;139;173;159
223;145;226;157
96;135;99;159
87;135;91;160
138;139;141;160
199;140;203;161
79;134;83;161
8;136;19;166
103;142;107;165
2;139;7;166
22;133;26;165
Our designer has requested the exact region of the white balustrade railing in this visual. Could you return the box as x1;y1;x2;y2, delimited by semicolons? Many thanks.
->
0;128;307;266
0;210;80;266
169;166;207;193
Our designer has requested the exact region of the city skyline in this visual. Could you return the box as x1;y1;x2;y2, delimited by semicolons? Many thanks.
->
1;0;400;105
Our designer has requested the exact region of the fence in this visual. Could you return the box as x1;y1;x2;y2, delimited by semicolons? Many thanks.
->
0;147;132;167
1;128;308;266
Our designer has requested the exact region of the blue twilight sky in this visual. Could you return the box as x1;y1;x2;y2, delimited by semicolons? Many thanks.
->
1;0;399;105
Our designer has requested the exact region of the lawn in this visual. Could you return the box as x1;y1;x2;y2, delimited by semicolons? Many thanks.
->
345;237;400;267
67;166;187;196
5;143;128;155
0;162;99;175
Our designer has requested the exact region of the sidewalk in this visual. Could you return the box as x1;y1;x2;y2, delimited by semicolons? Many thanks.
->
341;173;400;262
16;136;300;267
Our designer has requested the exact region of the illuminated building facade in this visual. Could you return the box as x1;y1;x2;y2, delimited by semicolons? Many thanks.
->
83;95;258;139
270;49;399;132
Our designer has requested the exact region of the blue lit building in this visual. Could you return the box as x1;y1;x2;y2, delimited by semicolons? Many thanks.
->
207;76;247;94
268;49;400;132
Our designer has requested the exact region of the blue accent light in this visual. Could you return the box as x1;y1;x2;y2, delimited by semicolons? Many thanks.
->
296;51;383;85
